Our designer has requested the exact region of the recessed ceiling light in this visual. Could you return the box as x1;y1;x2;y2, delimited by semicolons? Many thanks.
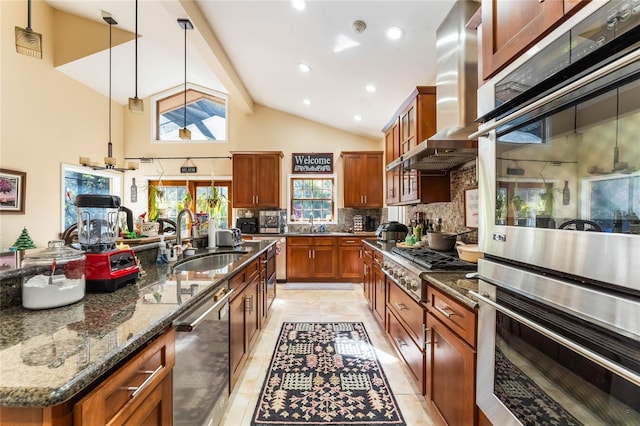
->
386;26;404;41
303;99;311;105
291;0;306;11
354;115;362;121
366;85;376;93
298;63;311;72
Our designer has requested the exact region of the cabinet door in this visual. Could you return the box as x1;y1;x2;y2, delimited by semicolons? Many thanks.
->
343;153;364;207
287;245;314;280
362;153;383;207
256;154;280;208
363;258;373;310
386;170;401;205
400;165;420;204
373;265;386;327
245;277;260;350
338;245;362;281
481;0;564;80
400;99;417;154
427;313;476;426
232;155;257;208
385;121;400;164
312;246;338;280
230;294;247;390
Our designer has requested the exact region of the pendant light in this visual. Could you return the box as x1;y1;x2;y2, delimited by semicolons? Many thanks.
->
128;0;143;112
79;12;138;172
177;18;193;140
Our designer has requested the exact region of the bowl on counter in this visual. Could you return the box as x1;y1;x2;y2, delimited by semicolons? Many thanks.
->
456;242;483;263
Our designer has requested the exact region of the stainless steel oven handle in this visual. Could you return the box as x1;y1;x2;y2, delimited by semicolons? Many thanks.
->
470;290;640;387
175;289;234;332
470;48;640;139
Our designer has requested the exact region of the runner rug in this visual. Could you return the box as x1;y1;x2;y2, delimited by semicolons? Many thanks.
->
252;322;406;426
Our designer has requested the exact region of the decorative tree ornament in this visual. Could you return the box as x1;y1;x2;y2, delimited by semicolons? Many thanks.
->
13;227;36;250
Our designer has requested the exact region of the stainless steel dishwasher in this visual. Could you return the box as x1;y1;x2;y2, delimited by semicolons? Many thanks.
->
173;283;233;426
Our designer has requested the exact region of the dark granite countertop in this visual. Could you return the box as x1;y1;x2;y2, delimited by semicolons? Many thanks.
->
0;240;275;408
363;240;479;310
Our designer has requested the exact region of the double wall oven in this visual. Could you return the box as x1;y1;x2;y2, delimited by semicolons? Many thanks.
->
473;1;640;424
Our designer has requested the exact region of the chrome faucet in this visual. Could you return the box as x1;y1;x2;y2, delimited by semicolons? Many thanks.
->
176;208;195;247
309;214;314;233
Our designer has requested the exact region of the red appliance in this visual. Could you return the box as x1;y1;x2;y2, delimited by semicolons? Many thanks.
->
76;194;140;292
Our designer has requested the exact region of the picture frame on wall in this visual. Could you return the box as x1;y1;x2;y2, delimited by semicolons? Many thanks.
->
464;188;479;228
0;169;26;214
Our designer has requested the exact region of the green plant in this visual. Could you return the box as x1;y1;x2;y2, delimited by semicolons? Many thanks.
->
148;184;164;221
198;182;227;219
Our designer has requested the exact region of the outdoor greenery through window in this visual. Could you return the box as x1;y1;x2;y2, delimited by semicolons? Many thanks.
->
62;165;121;231
154;86;228;141
148;180;231;231
290;177;335;222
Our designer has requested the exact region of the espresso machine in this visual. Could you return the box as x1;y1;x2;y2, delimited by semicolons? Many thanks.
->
76;195;139;292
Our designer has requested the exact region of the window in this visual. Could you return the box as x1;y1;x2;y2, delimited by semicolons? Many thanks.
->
153;85;228;142
148;180;231;229
585;173;640;232
61;164;122;231
290;177;335;222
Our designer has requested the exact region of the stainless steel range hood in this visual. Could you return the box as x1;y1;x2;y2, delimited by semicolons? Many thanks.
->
390;0;479;172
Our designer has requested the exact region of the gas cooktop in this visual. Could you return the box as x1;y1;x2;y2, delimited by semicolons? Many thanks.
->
391;246;477;271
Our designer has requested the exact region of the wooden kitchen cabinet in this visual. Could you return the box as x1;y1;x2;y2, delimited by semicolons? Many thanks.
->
387;282;427;394
338;236;363;282
231;152;283;208
286;236;338;281
230;258;263;391
372;251;386;328
363;245;374;310
386;169;401;205
480;0;589;80
74;328;175;426
425;285;477;426
385;120;400;165
342;151;383;208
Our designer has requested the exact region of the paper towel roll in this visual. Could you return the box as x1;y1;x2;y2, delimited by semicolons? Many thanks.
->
207;218;217;248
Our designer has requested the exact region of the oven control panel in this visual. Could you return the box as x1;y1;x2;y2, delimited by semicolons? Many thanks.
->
380;257;424;302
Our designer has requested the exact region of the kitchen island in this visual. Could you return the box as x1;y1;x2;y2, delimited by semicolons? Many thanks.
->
0;240;275;413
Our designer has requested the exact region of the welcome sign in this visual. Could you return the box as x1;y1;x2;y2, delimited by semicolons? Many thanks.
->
292;153;333;174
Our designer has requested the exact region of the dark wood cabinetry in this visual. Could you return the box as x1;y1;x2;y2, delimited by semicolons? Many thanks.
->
231;152;283;208
338;237;363;281
363;244;374;309
342;151;383;208
287;236;338;281
425;285;477;426
481;0;589;80
372;251;386;327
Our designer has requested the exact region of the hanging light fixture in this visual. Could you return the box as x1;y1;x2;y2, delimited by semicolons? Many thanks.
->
177;18;193;140
79;12;138;172
128;0;143;112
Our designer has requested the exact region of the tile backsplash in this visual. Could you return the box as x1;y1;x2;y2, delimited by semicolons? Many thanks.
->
406;164;478;244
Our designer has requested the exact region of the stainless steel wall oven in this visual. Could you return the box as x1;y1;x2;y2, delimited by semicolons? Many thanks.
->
473;2;640;424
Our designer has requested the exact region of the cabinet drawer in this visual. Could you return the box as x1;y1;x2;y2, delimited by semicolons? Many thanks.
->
340;237;362;246
74;328;175;425
388;283;426;347
229;270;246;292
313;236;337;246
245;258;260;281
427;286;476;348
287;236;313;246
363;245;373;260
387;309;425;394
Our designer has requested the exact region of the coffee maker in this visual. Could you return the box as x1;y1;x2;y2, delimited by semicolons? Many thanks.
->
259;209;287;233
76;195;140;292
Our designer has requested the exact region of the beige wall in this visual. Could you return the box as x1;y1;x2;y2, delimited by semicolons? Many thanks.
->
1;1;383;248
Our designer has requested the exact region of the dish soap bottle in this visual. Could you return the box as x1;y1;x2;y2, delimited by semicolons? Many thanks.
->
414;223;422;241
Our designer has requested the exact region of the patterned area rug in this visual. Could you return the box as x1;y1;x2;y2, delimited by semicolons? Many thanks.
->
494;348;581;426
252;322;406;426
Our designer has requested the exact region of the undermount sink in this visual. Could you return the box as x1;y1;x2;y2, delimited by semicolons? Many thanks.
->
173;252;246;272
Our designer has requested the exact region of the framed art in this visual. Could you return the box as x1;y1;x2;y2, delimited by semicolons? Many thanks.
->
0;251;17;271
0;169;26;214
464;188;479;228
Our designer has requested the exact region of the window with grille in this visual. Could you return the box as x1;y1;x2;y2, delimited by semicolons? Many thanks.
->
290;177;335;222
153;85;228;142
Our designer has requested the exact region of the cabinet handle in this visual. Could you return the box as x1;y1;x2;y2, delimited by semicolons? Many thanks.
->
359;250;362;259
308;250;312;258
395;302;407;311
435;305;455;318
423;324;431;348
364;195;367;204
245;295;253;312
125;365;163;398
256;195;259;204
395;337;408;348
312;250;315;259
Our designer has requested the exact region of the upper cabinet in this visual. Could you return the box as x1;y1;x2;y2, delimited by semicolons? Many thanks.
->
342;151;384;208
232;152;283;208
481;0;589;80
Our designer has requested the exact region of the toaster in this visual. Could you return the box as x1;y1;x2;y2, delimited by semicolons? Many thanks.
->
215;228;243;247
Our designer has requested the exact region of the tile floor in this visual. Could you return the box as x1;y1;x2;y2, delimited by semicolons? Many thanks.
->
220;283;445;426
